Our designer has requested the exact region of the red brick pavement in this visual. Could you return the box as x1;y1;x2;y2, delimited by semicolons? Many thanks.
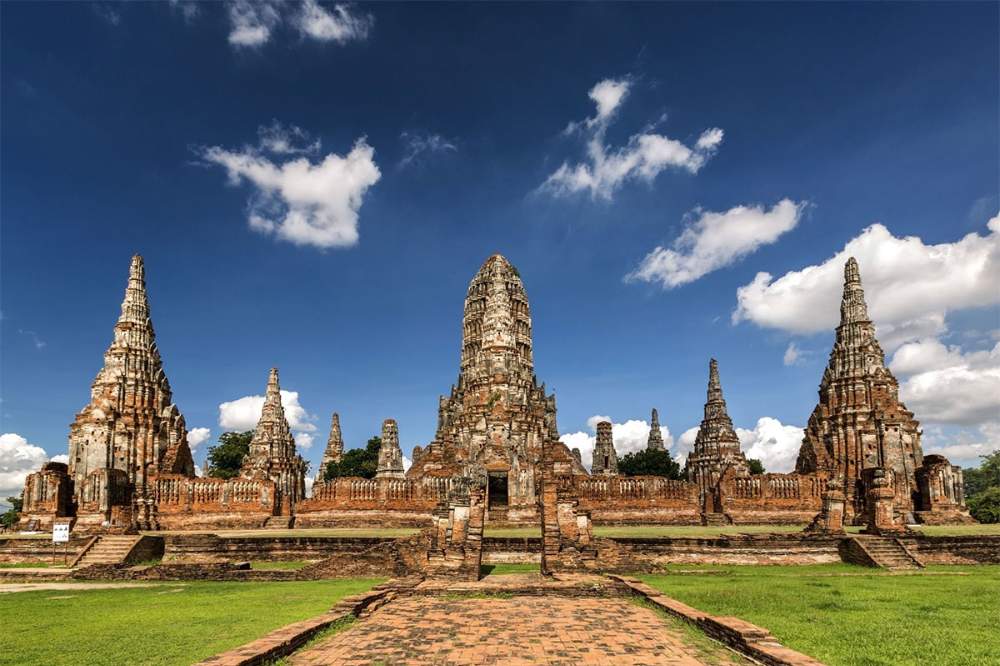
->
289;594;748;665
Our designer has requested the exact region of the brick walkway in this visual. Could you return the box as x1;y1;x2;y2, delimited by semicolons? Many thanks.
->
289;594;747;665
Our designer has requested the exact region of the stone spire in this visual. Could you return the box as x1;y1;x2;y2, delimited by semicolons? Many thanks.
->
240;368;307;513
67;254;194;511
315;412;344;483
591;421;619;476
685;359;749;492
647;408;665;451
376;418;406;478
797;257;924;521
407;253;586;513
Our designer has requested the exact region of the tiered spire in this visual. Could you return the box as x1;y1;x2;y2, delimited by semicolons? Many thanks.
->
686;359;749;492
647;408;665;451
591;421;619;476
68;254;194;503
316;412;344;483
376;418;406;478
242;368;299;475
797;258;923;521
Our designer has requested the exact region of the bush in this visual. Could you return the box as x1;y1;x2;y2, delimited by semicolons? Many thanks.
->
968;486;1000;524
618;448;682;479
324;437;381;481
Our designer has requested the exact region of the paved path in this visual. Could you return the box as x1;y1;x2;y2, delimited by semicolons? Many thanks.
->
0;582;173;594
290;594;747;665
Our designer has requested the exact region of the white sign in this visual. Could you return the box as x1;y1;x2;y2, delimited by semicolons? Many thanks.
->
52;524;70;544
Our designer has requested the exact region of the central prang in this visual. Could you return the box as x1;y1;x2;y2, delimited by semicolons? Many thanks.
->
406;254;586;522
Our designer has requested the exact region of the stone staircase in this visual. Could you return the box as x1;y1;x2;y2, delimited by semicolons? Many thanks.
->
263;516;295;529
72;535;140;568
855;536;924;570
701;512;732;526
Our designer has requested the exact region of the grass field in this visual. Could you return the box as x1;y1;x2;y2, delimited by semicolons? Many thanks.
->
0;578;383;665
639;564;1000;666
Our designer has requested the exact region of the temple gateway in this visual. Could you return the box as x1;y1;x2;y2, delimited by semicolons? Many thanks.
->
19;253;971;532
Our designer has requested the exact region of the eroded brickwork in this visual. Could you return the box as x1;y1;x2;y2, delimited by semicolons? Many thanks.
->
591;421;619;476
647;408;665;451
240;368;308;515
376;419;406;479
405;255;584;520
314;412;344;486
685;359;749;498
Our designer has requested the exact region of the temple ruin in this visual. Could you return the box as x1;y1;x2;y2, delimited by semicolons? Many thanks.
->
18;253;972;531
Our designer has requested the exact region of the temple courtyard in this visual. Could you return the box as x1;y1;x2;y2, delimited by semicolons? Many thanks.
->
2;563;999;665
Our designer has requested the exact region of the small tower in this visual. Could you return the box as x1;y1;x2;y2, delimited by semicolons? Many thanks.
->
376;418;406;478
647;408;665;451
315;412;345;484
240;368;307;514
685;359;749;493
591;421;619;476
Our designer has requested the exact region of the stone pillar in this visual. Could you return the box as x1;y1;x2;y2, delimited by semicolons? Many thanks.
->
424;475;485;581
805;478;846;534
863;468;904;535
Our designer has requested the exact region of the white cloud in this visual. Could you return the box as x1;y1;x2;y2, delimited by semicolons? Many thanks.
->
0;433;49;500
257;121;321;155
218;390;318;434
734;214;1000;350
559;415;674;471
674;427;699;467
540;77;723;200
783;342;801;366
18;329;46;350
403;455;412;472
194;464;204;477
294;432;315;449
399;132;457;168
295;0;372;43
168;0;200;22
199;127;380;249
305;475;314;498
50;454;69;464
187;427;212;451
736;418;805;473
227;0;371;48
890;339;1000;426
228;0;280;47
923;423;1000;466
627;199;804;288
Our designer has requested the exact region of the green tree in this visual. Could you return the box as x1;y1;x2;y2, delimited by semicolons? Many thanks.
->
618;448;682;479
967;486;1000;524
206;431;253;479
1;494;24;530
324;436;381;481
963;451;1000;498
748;458;766;475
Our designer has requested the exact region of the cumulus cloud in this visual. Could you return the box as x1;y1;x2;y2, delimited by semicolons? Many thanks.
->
50;454;69;464
403;455;412;472
559;415;674;471
294;432;315;449
227;0;371;48
295;0;372;43
539;77;723;200
736;418;805;473
187;427;212;451
0;433;49;500
922;423;1000;466
890;339;1000;426
92;3;122;26
398;132;457;169
627;199;804;288
198;123;380;249
733;214;1000;350
218;390;318;435
228;0;280;47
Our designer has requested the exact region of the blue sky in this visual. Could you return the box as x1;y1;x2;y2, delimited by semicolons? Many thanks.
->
2;2;998;497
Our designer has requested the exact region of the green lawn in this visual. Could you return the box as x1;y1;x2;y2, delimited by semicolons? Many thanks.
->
0;578;384;665
638;564;1000;666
